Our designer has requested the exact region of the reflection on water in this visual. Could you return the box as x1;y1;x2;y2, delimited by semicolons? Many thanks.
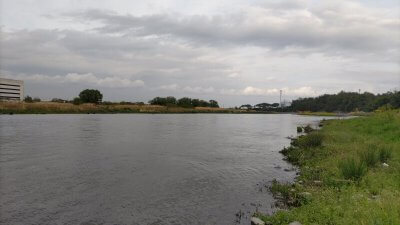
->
0;114;329;225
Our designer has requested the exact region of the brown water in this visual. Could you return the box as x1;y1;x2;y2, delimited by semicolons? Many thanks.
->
0;114;329;225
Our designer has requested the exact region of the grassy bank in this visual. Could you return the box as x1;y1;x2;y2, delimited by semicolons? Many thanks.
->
257;111;400;224
297;111;371;117
0;102;248;114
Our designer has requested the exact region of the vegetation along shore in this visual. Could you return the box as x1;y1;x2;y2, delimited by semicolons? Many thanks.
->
0;101;246;114
254;110;400;225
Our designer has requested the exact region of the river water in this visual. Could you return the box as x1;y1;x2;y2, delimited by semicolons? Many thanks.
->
0;114;330;225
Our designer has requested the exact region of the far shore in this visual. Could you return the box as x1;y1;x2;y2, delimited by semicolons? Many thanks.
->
0;101;269;114
0;102;364;116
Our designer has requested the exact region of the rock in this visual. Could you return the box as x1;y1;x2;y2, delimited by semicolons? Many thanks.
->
289;221;302;225
313;180;322;185
382;163;389;167
251;217;265;225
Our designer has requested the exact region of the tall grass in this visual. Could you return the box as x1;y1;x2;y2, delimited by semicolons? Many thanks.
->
0;102;240;114
378;145;393;163
339;158;367;181
359;145;379;168
298;132;323;148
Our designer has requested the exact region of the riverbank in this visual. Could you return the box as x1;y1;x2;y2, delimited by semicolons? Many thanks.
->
256;110;400;224
297;111;371;117
0;102;245;114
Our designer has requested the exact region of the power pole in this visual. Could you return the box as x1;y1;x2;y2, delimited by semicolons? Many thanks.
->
280;90;282;109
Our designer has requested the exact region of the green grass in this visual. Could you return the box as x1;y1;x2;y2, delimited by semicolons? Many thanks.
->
260;111;400;225
339;158;367;181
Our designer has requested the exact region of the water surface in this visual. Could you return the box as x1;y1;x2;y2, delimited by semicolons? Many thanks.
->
0;114;329;225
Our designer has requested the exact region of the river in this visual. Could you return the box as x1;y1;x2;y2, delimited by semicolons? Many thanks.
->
0;114;331;225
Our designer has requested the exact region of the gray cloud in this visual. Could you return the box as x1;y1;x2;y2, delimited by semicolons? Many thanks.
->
0;0;399;106
71;1;399;56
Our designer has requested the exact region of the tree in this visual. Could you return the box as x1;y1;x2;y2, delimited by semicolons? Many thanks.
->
33;97;41;102
24;96;33;103
289;91;400;112
79;89;103;103
177;97;193;107
191;99;200;107
209;100;219;108
73;97;82;105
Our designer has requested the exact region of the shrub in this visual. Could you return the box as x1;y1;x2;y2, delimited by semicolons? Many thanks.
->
298;132;323;148
269;180;311;208
33;97;41;102
297;126;303;133
79;89;103;103
303;125;314;133
359;146;379;167
24;96;33;103
378;145;392;163
339;158;367;181
73;97;82;105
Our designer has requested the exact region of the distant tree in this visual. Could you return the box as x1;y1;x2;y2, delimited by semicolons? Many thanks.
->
289;91;400;112
199;100;210;107
51;98;67;103
24;96;33;103
165;96;177;106
191;99;200;107
79;89;103;103
209;100;219;108
33;97;41;102
148;96;176;106
271;103;280;107
177;97;193;108
240;104;252;109
73;97;82;105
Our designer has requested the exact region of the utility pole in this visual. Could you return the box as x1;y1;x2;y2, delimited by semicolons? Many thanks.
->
280;90;282;109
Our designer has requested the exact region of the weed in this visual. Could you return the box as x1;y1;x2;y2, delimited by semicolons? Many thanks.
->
339;158;367;181
378;145;392;163
303;125;314;133
359;145;379;168
298;132;324;148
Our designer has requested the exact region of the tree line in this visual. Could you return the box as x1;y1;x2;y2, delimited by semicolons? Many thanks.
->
148;96;219;108
25;89;220;108
289;91;400;112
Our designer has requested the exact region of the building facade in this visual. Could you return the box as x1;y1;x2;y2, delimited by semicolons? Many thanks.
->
0;78;24;101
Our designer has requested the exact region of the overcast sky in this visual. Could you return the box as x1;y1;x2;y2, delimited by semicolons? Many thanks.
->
1;0;399;106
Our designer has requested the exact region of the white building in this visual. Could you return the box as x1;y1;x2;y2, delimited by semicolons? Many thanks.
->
0;78;24;101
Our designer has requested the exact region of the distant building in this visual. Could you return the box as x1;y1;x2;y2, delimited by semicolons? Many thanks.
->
0;78;24;101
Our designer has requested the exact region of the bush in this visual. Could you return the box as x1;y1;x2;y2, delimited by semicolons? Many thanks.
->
269;180;311;208
378;145;392;163
79;89;103;103
298;132;323;148
297;126;303;133
33;97;41;102
359;145;379;167
339;158;367;181
24;96;33;103
303;125;314;133
73;97;82;105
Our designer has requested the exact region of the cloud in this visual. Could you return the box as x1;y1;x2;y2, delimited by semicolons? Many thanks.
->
4;73;144;88
0;0;399;105
154;84;215;94
71;1;399;56
220;86;317;97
